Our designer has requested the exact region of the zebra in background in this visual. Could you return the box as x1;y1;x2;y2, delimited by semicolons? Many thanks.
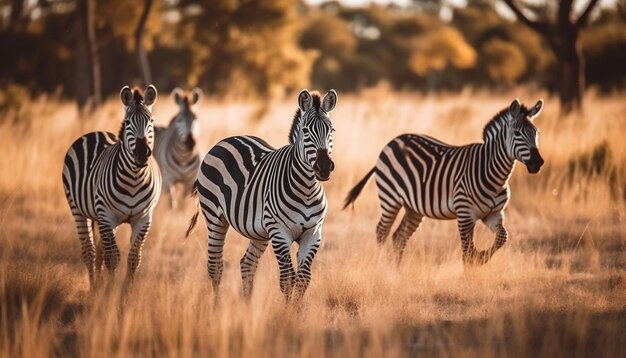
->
344;99;544;265
154;87;203;208
62;85;161;288
186;89;337;299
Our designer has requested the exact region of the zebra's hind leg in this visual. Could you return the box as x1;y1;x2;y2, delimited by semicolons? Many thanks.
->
204;213;229;293
125;214;152;286
391;208;423;263
73;213;97;288
240;238;269;298
375;199;401;244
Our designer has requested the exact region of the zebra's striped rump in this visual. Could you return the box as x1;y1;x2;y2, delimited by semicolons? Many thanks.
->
345;98;544;265
190;89;338;299
62;85;161;289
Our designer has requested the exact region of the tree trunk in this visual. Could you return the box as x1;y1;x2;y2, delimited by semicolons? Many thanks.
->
9;0;24;31
135;0;153;87
74;0;101;111
557;36;584;114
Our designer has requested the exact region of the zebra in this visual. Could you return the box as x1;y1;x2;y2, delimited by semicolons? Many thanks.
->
186;89;337;299
154;87;203;208
344;98;544;265
62;85;161;288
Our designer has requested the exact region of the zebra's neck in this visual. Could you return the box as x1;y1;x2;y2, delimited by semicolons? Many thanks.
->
481;121;516;188
288;145;323;199
169;129;196;163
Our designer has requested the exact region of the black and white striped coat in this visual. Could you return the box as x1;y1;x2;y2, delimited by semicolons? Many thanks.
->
187;89;337;299
154;88;202;208
344;99;544;265
62;85;161;288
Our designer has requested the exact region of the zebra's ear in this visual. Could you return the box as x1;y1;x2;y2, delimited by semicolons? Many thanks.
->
509;98;521;118
528;99;544;120
191;88;203;106
172;88;184;106
144;85;158;106
298;89;313;112
322;89;337;113
120;86;133;106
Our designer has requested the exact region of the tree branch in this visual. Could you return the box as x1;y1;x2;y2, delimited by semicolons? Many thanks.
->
576;0;601;28
502;0;550;36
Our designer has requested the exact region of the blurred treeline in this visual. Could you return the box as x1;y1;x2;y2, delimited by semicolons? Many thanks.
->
1;0;625;105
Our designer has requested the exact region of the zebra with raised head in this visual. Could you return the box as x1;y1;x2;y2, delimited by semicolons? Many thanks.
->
344;99;544;265
186;89;337;299
154;87;203;208
62;85;161;288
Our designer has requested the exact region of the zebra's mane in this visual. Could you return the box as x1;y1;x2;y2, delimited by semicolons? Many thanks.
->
482;104;529;141
118;87;146;139
288;91;321;145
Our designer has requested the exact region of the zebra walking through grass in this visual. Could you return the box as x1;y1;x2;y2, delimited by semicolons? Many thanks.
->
344;99;544;265
186;89;337;299
154;88;203;208
62;85;161;288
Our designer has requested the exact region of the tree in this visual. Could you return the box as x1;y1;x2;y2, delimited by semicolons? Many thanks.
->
135;0;153;86
75;0;101;111
502;0;601;114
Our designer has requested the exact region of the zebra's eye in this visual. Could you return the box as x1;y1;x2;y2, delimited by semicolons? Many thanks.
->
513;130;521;136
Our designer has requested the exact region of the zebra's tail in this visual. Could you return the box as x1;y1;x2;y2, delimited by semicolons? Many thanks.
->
343;167;376;210
185;183;200;239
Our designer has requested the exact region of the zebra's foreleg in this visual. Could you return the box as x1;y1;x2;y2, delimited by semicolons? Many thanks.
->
457;216;481;265
482;212;508;263
126;214;152;285
97;218;120;274
391;208;423;264
240;238;269;298
293;226;322;300
270;236;296;299
73;214;97;288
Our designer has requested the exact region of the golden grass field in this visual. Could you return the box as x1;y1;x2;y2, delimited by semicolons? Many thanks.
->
1;88;625;357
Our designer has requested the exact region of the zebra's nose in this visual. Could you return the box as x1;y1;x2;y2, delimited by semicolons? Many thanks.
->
525;147;544;174
314;149;334;181
134;137;151;165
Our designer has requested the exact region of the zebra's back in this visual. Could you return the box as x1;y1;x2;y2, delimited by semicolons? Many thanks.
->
376;133;471;220
62;131;117;220
197;135;275;240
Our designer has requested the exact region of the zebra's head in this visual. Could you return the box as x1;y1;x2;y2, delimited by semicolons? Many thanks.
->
171;87;202;150
507;98;544;174
290;89;338;181
119;85;157;167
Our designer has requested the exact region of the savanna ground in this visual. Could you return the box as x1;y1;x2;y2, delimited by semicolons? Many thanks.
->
1;88;625;357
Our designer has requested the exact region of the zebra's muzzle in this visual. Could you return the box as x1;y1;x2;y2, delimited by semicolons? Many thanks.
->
314;149;334;181
185;134;196;149
525;147;544;174
134;137;152;165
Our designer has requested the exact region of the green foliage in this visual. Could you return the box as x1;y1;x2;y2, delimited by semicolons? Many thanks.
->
480;38;526;86
0;0;624;99
409;26;476;75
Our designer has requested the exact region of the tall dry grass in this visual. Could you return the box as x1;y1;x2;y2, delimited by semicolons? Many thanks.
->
0;88;624;357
